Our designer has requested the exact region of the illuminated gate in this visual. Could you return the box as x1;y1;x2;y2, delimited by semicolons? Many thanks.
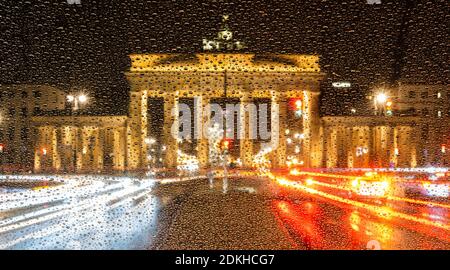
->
126;53;324;169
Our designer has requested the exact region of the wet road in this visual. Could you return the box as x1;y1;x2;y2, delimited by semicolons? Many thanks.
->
0;174;449;250
151;176;449;250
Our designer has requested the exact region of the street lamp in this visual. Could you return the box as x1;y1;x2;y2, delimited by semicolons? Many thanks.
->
375;93;388;104
66;93;89;172
374;92;392;116
67;93;88;111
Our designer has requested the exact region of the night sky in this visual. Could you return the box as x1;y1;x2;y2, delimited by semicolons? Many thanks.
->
0;0;448;115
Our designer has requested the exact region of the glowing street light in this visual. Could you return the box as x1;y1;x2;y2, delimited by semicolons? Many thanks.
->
290;98;303;118
67;93;89;111
375;93;388;104
374;92;392;116
66;95;75;102
66;92;89;172
78;94;88;103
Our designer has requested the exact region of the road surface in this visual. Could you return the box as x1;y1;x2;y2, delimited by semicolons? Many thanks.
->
0;173;448;250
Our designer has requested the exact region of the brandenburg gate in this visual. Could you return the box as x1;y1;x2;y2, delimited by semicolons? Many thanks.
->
125;53;325;170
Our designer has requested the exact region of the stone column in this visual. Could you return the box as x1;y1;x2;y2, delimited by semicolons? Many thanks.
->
140;93;149;167
71;126;83;172
270;94;287;168
163;95;179;168
80;127;90;172
347;129;355;168
351;126;370;168
373;126;391;168
344;127;354;168
96;128;105;171
127;90;147;170
325;126;338;168
396;126;417;168
195;96;209;168
368;126;375;167
302;91;322;167
410;126;418;168
38;126;54;171
361;126;370;168
239;94;254;168
390;126;398;167
34;126;46;172
51;127;60;171
113;127;126;171
336;127;345;167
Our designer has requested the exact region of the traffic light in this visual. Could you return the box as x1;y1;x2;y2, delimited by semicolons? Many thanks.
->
386;99;393;116
0;144;4;153
290;98;303;118
220;138;233;153
222;140;229;150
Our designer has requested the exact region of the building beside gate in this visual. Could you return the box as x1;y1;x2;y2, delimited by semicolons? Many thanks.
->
0;84;66;171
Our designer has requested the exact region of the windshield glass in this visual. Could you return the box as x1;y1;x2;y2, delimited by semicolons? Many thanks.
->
0;0;448;251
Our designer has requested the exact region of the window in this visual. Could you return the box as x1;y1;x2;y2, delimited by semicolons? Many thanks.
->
7;126;15;141
421;91;428;99
20;127;29;141
8;108;15;117
33;106;41;115
408;91;416;98
20;107;28;117
33;90;42;98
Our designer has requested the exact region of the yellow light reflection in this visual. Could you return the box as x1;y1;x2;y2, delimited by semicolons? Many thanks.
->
274;175;450;231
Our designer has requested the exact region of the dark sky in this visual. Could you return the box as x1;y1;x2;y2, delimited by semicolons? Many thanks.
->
0;0;448;115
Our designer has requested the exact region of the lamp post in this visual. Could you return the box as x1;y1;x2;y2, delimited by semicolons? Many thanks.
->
374;92;389;116
67;93;89;172
67;94;88;111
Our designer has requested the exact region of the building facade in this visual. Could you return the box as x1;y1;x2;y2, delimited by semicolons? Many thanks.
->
33;116;127;173
0;84;66;171
393;83;449;166
393;83;449;118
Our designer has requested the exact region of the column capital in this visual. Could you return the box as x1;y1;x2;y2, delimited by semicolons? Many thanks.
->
240;93;253;103
164;93;179;102
270;92;286;103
